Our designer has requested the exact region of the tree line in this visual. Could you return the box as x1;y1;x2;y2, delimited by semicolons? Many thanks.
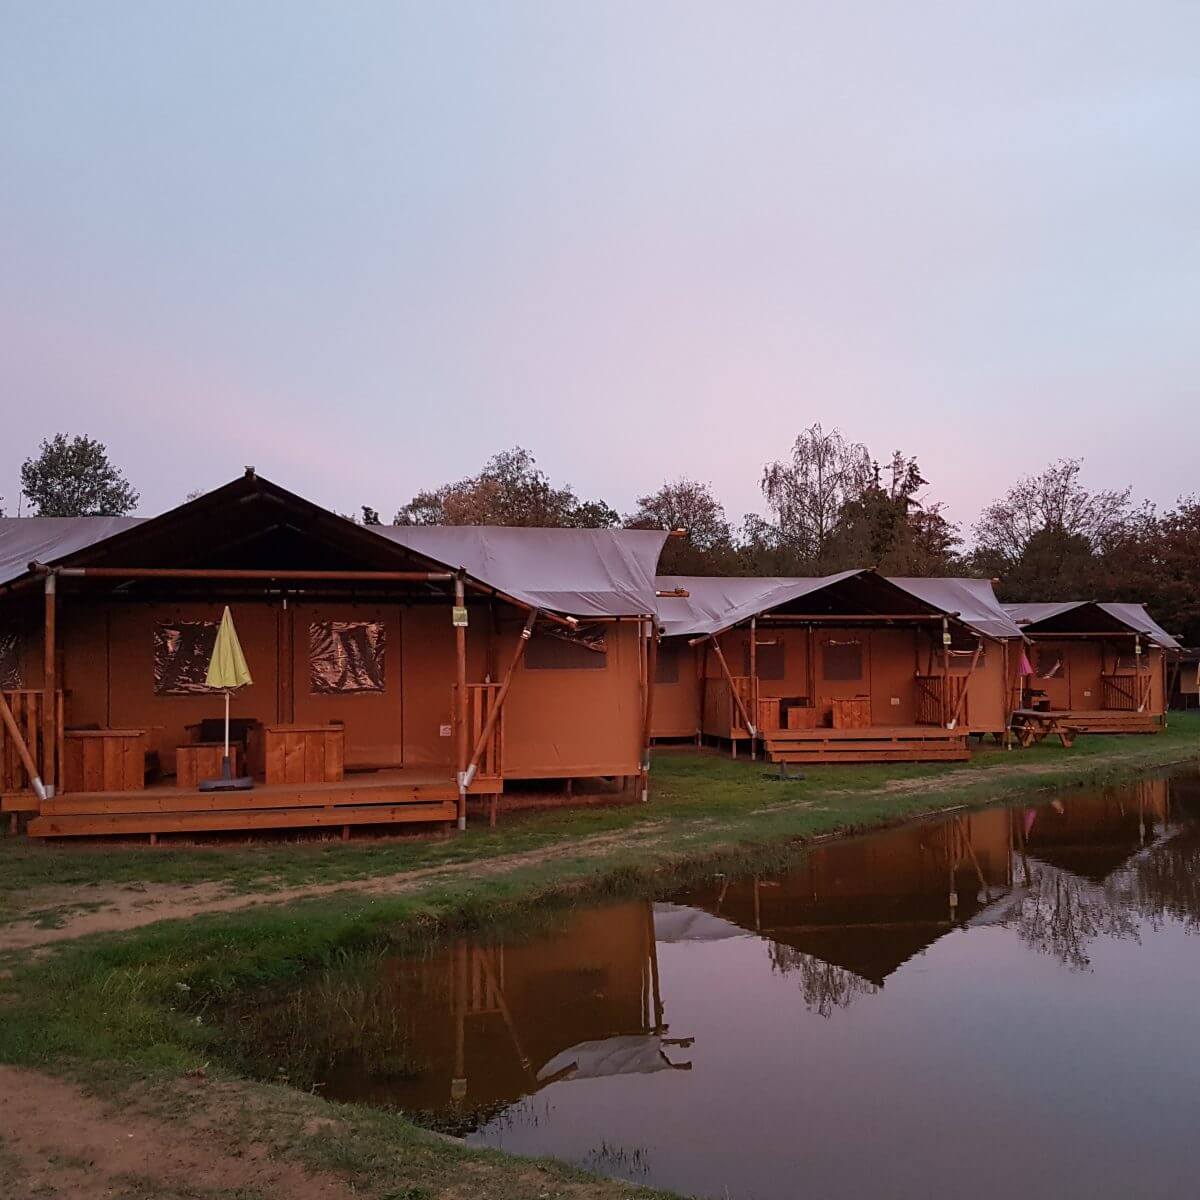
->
8;430;1199;643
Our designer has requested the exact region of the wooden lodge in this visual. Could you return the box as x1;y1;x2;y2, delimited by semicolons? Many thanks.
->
1004;602;1180;734
652;572;1026;764
0;472;667;839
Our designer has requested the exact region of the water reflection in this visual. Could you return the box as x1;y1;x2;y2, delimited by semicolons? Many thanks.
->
220;770;1200;1199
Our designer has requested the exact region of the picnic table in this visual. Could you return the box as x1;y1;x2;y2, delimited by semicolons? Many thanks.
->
1011;708;1078;749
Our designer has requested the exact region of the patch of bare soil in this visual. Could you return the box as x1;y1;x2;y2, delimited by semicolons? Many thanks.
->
0;826;666;954
0;1065;354;1200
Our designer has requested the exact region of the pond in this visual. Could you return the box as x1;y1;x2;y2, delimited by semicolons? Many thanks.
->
220;770;1200;1199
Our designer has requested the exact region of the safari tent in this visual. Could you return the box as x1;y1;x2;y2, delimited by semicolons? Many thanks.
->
0;472;666;839
652;572;1025;763
1004;601;1180;732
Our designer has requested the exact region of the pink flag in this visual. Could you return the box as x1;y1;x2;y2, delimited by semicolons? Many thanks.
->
1017;650;1034;676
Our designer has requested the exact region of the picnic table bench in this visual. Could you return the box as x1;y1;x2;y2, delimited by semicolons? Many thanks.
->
1011;708;1080;749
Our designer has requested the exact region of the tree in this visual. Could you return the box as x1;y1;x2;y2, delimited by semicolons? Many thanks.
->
972;459;1129;568
624;478;737;574
837;452;961;573
361;506;381;526
393;447;618;528
758;424;875;571
20;434;139;517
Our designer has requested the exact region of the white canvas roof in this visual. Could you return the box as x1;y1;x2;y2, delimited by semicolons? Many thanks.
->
655;572;862;638
378;525;669;618
656;572;1023;641
1005;601;1181;650
0;516;145;587
888;577;1025;641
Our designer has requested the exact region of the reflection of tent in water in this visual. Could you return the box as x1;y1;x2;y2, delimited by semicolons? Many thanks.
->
675;810;1014;991
652;902;747;944
537;1034;693;1083
1018;780;1171;884
310;901;691;1133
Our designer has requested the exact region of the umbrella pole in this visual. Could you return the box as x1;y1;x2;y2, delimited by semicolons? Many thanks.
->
223;690;232;781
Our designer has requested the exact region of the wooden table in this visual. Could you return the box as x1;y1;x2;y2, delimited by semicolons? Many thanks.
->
1011;709;1077;749
63;729;147;793
263;724;344;786
176;742;240;789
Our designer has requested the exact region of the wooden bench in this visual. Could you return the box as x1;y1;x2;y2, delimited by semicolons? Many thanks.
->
62;729;148;793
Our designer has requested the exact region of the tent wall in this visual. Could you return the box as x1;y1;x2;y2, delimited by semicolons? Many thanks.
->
504;620;644;778
696;625;1013;740
1029;639;1167;718
651;639;702;740
9;597;645;785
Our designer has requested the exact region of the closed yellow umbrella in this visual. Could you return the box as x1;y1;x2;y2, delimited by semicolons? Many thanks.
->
203;606;254;789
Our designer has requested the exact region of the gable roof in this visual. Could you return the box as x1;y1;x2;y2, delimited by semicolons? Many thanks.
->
0;516;146;587
888;577;1024;641
656;572;1024;640
655;573;859;638
0;476;668;619
1005;601;1181;650
378;526;668;619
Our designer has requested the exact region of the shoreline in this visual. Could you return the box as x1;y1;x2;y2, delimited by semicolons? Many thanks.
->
1;719;1198;1199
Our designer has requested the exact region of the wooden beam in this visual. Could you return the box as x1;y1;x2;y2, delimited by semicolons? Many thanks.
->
454;574;468;831
947;639;984;729
0;692;46;801
462;609;538;823
42;573;56;795
709;635;755;737
641;620;658;800
56;566;454;582
749;616;758;761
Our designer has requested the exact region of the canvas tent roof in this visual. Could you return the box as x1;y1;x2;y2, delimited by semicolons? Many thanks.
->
0;516;145;587
0;478;668;619
1005;601;1181;650
655;572;1023;641
378;525;668;619
888;577;1024;641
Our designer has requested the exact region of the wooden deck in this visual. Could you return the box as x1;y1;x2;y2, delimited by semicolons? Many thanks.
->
24;767;486;839
762;725;971;765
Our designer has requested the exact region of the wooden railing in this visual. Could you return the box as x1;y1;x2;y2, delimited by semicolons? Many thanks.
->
0;690;55;798
461;683;503;782
915;675;969;727
1101;672;1151;713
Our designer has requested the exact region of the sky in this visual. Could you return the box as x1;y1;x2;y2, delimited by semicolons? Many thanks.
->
2;1;1197;534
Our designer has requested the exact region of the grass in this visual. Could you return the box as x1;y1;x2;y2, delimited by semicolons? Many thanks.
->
0;717;1197;1199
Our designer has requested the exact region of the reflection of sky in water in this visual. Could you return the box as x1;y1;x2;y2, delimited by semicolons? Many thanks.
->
464;776;1200;1200
228;773;1200;1200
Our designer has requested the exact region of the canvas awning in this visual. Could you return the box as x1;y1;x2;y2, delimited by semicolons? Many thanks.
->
1005;601;1181;650
378;525;669;619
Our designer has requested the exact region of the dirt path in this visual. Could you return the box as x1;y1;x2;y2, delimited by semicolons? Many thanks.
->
0;1065;355;1200
3;745;1193;955
0;826;668;953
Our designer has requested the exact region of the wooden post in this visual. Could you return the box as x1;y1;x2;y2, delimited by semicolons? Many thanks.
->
640;619;658;802
709;634;755;741
749;617;758;761
940;618;949;728
43;572;56;796
454;574;468;832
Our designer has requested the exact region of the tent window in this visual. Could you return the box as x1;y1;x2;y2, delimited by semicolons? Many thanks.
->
743;639;785;680
655;641;680;685
822;640;863;681
154;622;219;695
525;626;608;670
0;631;20;689
1115;652;1142;671
310;622;386;693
